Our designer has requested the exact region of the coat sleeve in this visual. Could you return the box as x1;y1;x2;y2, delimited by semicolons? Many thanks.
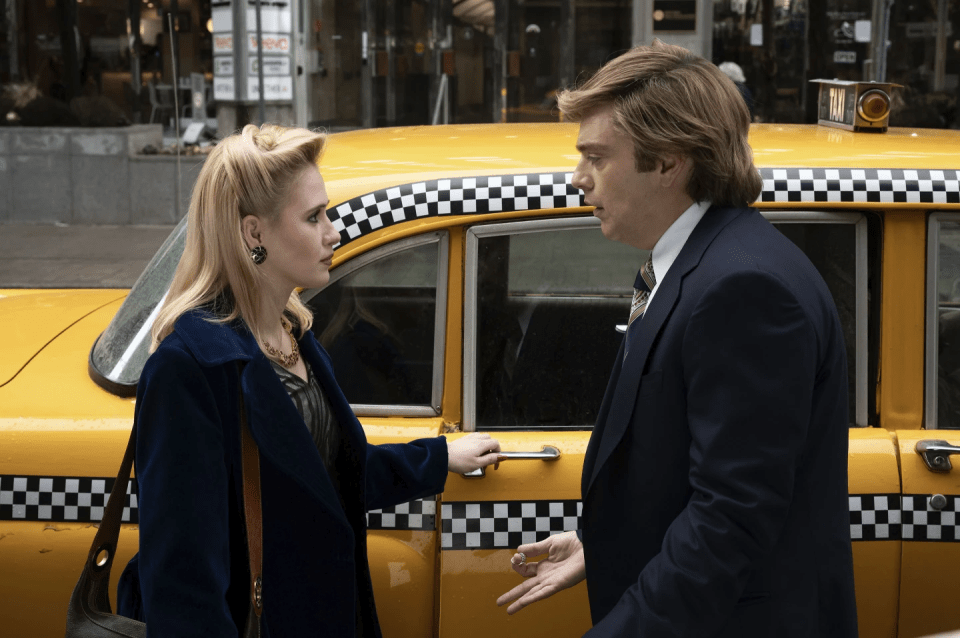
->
134;344;239;638
587;269;821;637
364;436;448;512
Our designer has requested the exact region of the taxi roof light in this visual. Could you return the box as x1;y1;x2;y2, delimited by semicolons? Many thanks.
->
857;89;890;123
810;79;901;133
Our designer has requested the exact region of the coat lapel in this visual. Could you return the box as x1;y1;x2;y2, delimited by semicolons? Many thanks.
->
583;205;744;498
240;352;350;523
174;311;355;525
299;333;369;467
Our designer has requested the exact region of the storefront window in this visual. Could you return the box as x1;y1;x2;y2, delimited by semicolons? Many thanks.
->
5;0;213;126
887;0;959;128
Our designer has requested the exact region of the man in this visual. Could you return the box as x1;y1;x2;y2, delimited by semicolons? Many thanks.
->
496;41;858;637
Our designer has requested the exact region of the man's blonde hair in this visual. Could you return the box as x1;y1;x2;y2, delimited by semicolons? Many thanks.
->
557;41;762;207
151;124;327;351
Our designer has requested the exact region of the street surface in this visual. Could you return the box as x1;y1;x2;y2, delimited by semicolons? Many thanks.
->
0;223;175;288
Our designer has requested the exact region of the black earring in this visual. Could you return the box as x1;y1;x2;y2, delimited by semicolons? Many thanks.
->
251;245;267;265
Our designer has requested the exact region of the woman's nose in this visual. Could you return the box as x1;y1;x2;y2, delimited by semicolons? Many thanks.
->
323;218;340;245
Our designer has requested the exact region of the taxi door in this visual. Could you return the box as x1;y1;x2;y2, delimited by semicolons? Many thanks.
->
894;212;960;637
437;216;643;637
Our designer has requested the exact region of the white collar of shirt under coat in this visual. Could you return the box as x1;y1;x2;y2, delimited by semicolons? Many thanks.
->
644;199;712;312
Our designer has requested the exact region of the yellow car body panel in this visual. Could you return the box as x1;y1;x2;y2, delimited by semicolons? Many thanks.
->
895;431;960;637
879;212;928;431
848;428;903;638
3;123;960;638
0;290;125;387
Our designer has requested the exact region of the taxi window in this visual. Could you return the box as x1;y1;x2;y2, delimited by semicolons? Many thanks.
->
466;218;644;430
770;215;867;428
466;213;869;431
303;232;448;416
927;215;960;429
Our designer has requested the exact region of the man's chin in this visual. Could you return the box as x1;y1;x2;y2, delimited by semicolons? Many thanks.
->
597;219;617;241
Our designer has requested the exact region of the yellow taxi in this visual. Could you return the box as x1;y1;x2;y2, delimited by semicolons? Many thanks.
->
2;116;960;638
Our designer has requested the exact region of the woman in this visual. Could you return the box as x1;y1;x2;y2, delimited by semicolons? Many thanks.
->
117;124;501;637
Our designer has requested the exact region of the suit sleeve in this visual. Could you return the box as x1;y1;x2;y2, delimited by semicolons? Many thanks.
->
587;270;819;637
135;346;238;638
364;437;449;512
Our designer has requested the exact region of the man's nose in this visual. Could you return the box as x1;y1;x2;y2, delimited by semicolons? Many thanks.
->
571;161;590;192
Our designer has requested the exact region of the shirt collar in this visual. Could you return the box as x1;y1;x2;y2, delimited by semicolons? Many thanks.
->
650;199;711;289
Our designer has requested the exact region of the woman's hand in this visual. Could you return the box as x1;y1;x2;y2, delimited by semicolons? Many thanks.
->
446;432;502;474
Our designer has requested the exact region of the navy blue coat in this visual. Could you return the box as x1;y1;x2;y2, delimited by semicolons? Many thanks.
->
579;206;858;637
117;310;448;637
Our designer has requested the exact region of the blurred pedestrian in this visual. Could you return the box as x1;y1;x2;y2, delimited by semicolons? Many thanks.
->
719;61;755;120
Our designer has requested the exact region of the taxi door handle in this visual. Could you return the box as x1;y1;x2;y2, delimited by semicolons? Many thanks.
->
462;445;561;478
916;439;960;473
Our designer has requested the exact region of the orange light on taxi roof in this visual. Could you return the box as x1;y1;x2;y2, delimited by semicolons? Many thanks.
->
857;90;890;123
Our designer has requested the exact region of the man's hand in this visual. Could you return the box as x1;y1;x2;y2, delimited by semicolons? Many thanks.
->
496;531;586;614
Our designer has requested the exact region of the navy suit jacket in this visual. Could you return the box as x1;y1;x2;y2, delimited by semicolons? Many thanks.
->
579;206;858;637
117;310;448;638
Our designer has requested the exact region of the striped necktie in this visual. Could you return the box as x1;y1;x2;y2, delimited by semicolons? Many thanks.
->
628;258;656;326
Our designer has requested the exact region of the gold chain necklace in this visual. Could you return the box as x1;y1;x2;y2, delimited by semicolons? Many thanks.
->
263;317;300;367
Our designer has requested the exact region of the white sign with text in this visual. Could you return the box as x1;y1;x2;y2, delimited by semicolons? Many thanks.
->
247;76;293;101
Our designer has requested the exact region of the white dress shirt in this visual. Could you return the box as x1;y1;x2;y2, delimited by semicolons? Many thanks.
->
645;200;712;312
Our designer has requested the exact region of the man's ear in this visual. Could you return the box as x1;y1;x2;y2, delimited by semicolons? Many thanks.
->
240;214;264;250
658;155;692;189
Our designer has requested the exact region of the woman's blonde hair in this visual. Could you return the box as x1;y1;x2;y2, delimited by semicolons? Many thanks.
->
151;123;327;351
557;41;762;207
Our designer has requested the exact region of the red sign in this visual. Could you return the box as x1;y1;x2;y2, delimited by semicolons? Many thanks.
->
249;35;290;53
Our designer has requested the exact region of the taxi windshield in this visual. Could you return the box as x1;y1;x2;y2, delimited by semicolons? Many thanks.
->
88;217;187;396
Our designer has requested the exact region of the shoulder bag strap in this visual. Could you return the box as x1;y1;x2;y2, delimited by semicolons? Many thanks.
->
65;365;264;638
238;367;264;638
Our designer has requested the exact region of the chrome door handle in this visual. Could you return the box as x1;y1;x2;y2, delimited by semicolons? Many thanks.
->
916;439;960;473
462;445;561;478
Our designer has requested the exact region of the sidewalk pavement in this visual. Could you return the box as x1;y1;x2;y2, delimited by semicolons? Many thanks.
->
0;223;176;288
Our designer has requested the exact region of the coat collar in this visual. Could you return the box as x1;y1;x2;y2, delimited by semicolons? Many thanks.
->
173;309;257;366
584;205;747;497
173;309;365;526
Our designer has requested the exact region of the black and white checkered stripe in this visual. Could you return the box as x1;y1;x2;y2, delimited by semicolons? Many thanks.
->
0;475;435;530
849;494;900;541
367;497;436;531
759;168;960;204
330;172;583;246
328;167;960;248
902;494;960;542
4;477;958;543
441;500;582;550
0;475;138;523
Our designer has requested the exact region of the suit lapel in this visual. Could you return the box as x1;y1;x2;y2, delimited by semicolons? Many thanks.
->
583;205;743;498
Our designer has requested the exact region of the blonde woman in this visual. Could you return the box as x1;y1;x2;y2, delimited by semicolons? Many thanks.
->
116;124;500;637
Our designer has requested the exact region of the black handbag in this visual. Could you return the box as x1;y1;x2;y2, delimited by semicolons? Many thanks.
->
64;383;264;638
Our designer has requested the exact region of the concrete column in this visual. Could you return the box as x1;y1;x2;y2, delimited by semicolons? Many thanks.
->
385;0;396;125
493;0;508;123
5;0;18;82
558;0;575;91
56;0;81;101
361;0;374;127
128;0;143;123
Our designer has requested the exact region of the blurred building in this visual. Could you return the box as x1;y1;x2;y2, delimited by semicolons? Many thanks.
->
1;0;957;130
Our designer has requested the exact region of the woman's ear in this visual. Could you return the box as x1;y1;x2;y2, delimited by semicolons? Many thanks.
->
241;214;263;250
